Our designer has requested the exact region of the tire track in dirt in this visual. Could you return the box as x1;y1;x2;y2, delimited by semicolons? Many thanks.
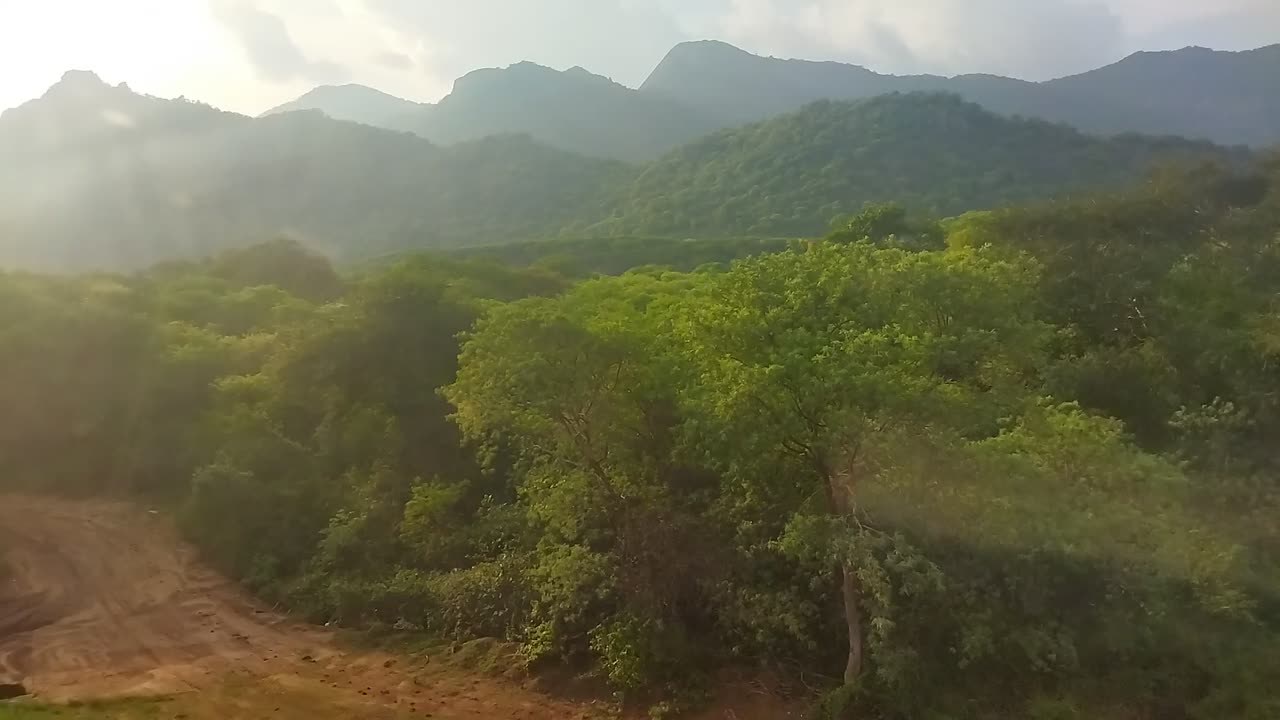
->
0;495;333;701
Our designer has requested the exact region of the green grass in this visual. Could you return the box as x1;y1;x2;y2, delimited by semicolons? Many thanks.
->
336;626;527;678
0;698;173;720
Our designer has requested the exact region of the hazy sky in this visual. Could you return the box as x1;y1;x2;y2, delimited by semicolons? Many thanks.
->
0;0;1275;115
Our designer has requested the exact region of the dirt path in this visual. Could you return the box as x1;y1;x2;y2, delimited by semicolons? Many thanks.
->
0;495;797;719
0;495;349;699
0;495;611;717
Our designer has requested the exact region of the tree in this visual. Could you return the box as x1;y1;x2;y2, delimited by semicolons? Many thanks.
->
673;240;1047;683
444;270;723;681
827;202;942;250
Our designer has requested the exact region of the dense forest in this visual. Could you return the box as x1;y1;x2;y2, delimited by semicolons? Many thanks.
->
0;72;627;271
3;156;1279;718
0;73;1256;273
590;94;1243;237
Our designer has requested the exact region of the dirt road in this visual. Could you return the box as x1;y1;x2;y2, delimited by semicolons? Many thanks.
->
0;495;617;718
0;495;795;719
0;495;337;700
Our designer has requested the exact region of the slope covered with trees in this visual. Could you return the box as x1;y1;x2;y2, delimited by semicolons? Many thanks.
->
7;76;1248;272
0;72;630;271
447;235;790;277
594;93;1244;237
3;158;1279;718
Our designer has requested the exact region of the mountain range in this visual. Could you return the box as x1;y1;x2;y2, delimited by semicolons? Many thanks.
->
265;40;1280;161
0;71;626;271
593;93;1243;238
1;40;1274;272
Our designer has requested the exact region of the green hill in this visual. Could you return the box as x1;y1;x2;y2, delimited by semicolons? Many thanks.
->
0;72;631;271
0;76;1254;272
591;93;1245;237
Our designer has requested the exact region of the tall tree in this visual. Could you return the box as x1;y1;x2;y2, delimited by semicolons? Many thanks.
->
443;271;725;683
673;241;1046;682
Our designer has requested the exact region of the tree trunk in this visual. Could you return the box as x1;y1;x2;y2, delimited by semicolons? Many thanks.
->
826;449;864;685
840;559;864;683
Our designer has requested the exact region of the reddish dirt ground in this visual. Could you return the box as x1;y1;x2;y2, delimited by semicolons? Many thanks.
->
0;495;802;718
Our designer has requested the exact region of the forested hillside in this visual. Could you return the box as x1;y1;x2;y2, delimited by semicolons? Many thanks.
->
3;71;1254;272
448;235;791;277
593;93;1243;237
3;159;1278;718
0;72;629;271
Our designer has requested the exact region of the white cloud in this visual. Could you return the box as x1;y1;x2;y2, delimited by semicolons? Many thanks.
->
699;0;1128;80
0;0;236;111
205;0;453;108
1;0;1274;115
698;0;1279;79
208;0;346;84
361;0;689;86
1132;0;1280;52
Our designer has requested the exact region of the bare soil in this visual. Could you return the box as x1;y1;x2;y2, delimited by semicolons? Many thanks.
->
0;494;798;719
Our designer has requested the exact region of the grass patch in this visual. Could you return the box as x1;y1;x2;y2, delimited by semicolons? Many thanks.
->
0;698;173;720
335;626;528;680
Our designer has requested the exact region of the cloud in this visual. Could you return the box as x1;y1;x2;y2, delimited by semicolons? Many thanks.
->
194;0;1278;114
1134;0;1280;52
362;0;690;86
686;0;1277;80
374;51;414;71
208;0;347;84
702;0;1128;80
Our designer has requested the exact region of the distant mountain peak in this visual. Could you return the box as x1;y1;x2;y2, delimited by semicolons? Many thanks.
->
451;62;550;89
640;39;1280;147
260;83;422;126
463;61;594;78
0;69;141;128
302;83;368;94
497;60;569;76
56;69;108;87
43;70;118;101
450;61;624;98
669;39;752;55
271;83;414;106
645;40;752;74
1119;45;1219;62
652;40;869;69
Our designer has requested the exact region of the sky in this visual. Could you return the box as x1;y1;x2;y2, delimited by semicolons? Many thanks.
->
0;0;1275;115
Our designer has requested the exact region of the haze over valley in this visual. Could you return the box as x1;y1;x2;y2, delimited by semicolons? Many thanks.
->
0;38;1274;270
